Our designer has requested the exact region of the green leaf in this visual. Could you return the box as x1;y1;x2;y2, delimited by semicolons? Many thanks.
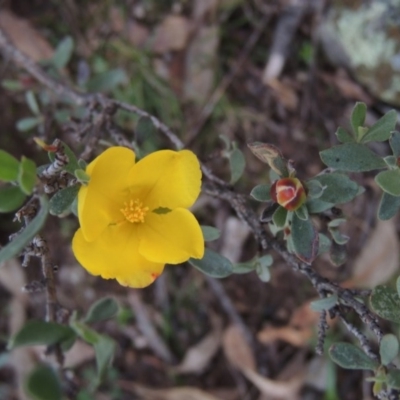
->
295;204;309;221
229;148;245;184
361;110;398;143
2;79;23;91
0;185;26;213
388;370;400;389
384;155;398;168
71;320;99;345
51;36;74;69
306;198;334;213
86;69;127;92
260;203;279;223
25;91;40;115
0;150;20;181
201;226;220;242
75;169;90;184
49;184;80;215
320;143;386;172
379;334;399;366
16;117;42;132
25;365;62;400
375;169;400;196
397;276;400;297
310;294;338;311
309;173;359;204
219;134;231;151
9;321;75;349
329;228;349;245
330;242;347;266
371;286;400;323
0;195;48;264
189;249;233;278
351;102;367;136
291;213;319;264
84;297;119;324
18;156;37;195
272;206;288;228
232;261;256;274
318;233;332;255
329;342;378;370
378;192;400;220
390;131;400;157
305;179;324;199
250;184;271;202
335;126;354;143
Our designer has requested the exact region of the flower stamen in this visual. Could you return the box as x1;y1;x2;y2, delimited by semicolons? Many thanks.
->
120;199;149;223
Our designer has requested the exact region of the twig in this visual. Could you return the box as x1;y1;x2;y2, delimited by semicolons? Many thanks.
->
315;310;328;356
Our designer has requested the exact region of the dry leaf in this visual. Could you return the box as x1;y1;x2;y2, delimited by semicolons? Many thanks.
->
265;79;298;111
152;15;191;53
222;325;256;371
0;10;53;61
171;316;222;374
345;219;399;288
119;382;222;400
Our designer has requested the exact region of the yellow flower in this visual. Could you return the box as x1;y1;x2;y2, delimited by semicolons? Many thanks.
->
72;147;204;288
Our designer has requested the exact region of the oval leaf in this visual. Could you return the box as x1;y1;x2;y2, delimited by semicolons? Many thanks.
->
306;198;334;213
84;297;119;324
272;206;288;228
309;173;359;204
255;262;270;282
189;248;233;278
329;342;378;370
378;192;400;220
291;213;319;264
229;148;245;184
390;131;400;157
335;126;354;143
49;184;79;215
18;156;37;195
320;143;386;172
9;321;75;349
375;169;400;197
351;102;367;135
388;370;400;389
0;185;26;213
0;195;48;264
361;110;398;143
48;141;80;176
201;226;220;242
86;69;127;92
25;91;40;115
52;36;74;69
250;184;271;202
310;294;338;311
0;150;19;181
370;285;400;323
16;117;42;132
25;365;62;400
379;334;399;366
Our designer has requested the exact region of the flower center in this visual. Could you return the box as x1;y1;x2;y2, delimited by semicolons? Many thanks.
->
120;199;149;223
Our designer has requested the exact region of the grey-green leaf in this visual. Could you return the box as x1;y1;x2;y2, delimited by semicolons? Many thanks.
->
370;285;400;323
16;117;42;132
52;36;74;69
86;69;127;92
361;110;398;143
378;192;400;220
189;249;233;278
272;206;288;228
0;150;19;181
335;126;354;143
309;173;359;204
9;320;75;349
306;198;334;213
379;334;399;366
0;195;48;264
25;91;40;115
229;148;245;184
84;297;119;324
49;184;80;215
18;156;37;195
201;226;220;242
256;262;270;282
94;335;116;382
291;213;319;264
320;143;386;172
375;169;400;196
390;131;400;157
351;102;367;135
329;342;378;370
310;294;338;311
0;185;26;213
250;184;271;202
25;365;62;400
388;370;400;389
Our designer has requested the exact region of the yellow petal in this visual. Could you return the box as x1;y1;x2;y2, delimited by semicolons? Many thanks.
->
127;150;201;210
72;223;164;288
79;147;136;242
139;208;204;264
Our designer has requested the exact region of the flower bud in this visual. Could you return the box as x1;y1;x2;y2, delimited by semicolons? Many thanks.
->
270;177;306;211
